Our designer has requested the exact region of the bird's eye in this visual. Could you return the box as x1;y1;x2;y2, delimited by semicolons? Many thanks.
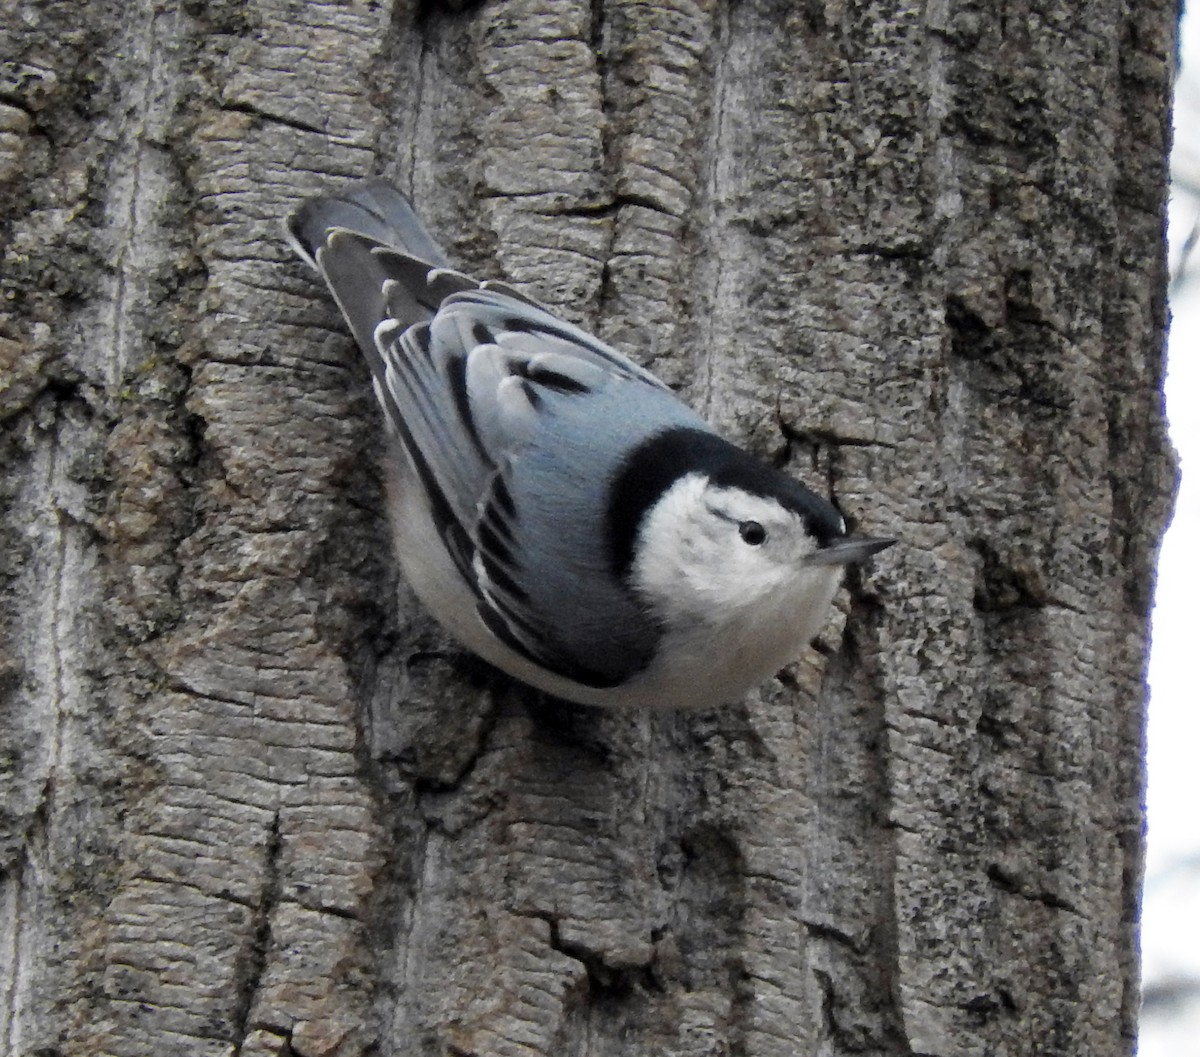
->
739;521;767;546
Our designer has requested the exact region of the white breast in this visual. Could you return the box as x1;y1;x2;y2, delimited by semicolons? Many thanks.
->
611;563;844;710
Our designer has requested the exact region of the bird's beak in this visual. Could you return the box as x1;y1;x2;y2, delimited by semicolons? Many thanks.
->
809;535;897;566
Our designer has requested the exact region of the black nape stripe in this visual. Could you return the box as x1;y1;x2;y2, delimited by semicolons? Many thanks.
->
606;429;734;579
605;427;844;578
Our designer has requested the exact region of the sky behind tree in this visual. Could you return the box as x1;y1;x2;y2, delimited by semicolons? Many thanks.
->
1141;6;1200;1054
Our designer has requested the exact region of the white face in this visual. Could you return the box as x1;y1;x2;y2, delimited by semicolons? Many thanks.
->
631;474;844;626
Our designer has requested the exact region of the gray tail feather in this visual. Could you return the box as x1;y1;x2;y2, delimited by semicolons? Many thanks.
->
285;178;449;270
285;180;454;380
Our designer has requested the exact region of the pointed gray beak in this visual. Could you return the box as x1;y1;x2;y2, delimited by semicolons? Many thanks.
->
809;535;897;566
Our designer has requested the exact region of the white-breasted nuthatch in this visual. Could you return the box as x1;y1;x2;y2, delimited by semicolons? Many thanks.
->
286;180;894;710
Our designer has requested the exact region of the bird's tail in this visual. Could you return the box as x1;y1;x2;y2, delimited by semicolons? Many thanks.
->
285;179;449;271
285;179;464;382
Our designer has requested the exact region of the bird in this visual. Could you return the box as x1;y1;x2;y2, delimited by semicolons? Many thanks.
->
285;179;894;710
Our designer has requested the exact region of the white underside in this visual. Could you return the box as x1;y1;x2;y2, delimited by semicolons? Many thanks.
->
385;453;843;710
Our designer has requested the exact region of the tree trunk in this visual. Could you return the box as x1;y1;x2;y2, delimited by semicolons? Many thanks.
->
0;1;1175;1055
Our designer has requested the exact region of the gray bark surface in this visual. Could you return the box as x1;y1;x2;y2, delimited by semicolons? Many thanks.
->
0;1;1175;1055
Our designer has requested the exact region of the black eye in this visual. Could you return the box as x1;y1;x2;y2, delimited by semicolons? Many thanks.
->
739;520;767;546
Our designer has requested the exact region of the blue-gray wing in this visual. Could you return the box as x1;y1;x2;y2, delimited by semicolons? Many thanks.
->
286;182;703;687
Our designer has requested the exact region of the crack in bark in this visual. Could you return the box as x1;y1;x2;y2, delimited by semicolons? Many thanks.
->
536;911;659;999
984;862;1082;916
802;916;872;956
231;811;283;1050
699;0;731;422
219;101;326;138
780;419;902;452
1;855;28;1057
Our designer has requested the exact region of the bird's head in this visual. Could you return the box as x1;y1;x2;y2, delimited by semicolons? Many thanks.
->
610;429;894;636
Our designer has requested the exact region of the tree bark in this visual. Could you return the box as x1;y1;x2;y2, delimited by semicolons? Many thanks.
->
0;1;1175;1055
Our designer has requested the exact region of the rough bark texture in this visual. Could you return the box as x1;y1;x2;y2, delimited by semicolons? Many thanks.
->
0;1;1176;1056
